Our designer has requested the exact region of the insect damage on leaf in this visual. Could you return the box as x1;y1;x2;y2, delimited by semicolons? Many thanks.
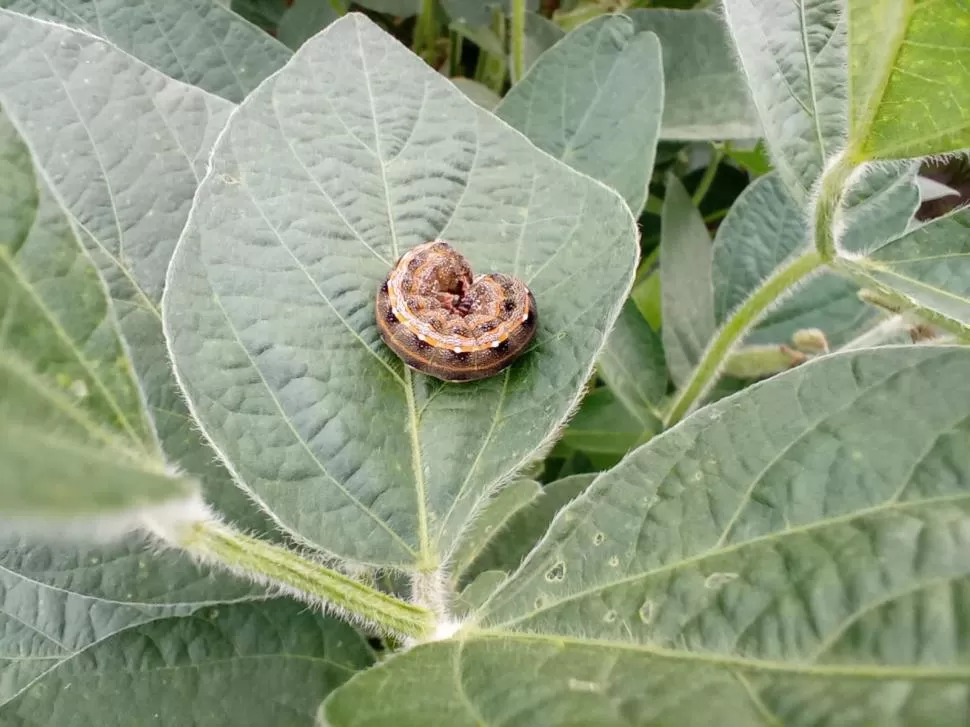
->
375;241;538;382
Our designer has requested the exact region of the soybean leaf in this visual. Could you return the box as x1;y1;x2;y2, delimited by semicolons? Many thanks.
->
454;570;508;617
521;11;563;77
628;9;761;141
450;78;502;110
0;535;261;704
848;0;970;161
711;173;873;349
496;14;663;213
0;111;198;526
278;0;340;50
721;0;846;200
660;175;715;386
560;388;650;456
0;10;264;529
0;600;373;727
712;167;921;349
457;474;593;589
0;0;290;103
231;0;287;31
840;163;921;255
448;479;542;583
163;14;637;570
323;346;970;727
323;626;970;727
597;300;666;427
842;206;970;332
0;74;260;707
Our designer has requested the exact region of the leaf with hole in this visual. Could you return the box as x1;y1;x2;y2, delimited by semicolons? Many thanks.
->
323;346;970;727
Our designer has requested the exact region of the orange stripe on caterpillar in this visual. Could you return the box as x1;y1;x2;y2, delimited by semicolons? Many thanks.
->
375;241;538;382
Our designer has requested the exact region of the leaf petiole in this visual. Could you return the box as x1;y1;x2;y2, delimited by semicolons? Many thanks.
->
175;518;436;642
664;250;824;427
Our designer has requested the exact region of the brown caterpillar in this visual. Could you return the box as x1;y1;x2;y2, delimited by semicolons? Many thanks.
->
375;241;538;382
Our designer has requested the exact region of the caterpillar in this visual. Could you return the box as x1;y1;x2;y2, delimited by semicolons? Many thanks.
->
375;241;538;382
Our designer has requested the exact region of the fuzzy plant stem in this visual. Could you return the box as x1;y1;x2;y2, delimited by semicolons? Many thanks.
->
664;250;824;427
813;151;857;262
510;0;527;83
178;519;435;641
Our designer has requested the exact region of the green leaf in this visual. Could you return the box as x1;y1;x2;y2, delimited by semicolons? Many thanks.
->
628;9;761;142
660;175;715;386
1;600;372;727
0;534;260;704
324;346;970;727
712;167;923;350
631;267;662;330
163;14;638;570
711;173;873;349
848;0;970;161
449;77;502;110
723;140;773;177
0;86;261;706
0;10;265;529
560;388;650;456
0;0;290;103
0;111;198;525
482;345;970;633
597;300;666;427
841;206;970;332
521;11;563;77
496;14;663;213
457;474;593;589
840;163;921;255
441;0;537;26
231;0;287;30
448;479;542;583
721;0;846;200
323;628;970;727
278;0;340;50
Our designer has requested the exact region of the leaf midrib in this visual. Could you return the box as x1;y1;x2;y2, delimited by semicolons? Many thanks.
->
485;490;970;630
461;629;970;680
0;245;150;453
848;0;915;159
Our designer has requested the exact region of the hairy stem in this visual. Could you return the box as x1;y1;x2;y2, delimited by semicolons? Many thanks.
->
664;250;824;427
510;0;527;82
179;519;435;641
813;152;857;261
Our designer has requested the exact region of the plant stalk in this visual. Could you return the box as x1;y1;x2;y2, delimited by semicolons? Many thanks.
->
180;519;435;641
510;0;527;83
691;146;723;207
414;0;440;66
813;151;857;261
664;250;824;427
